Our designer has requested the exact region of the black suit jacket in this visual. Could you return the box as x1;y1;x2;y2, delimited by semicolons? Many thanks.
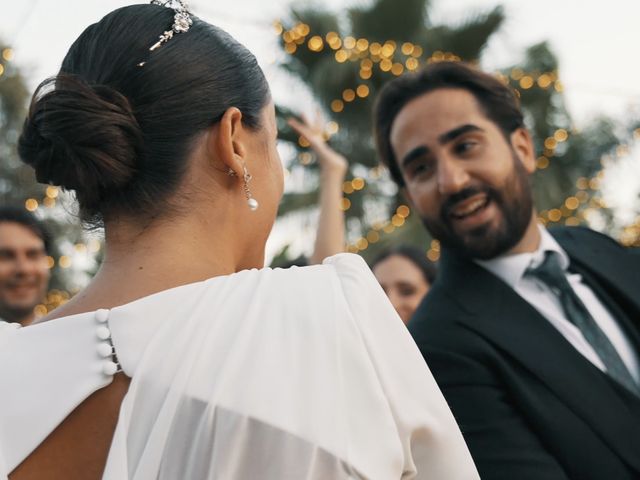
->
410;227;640;479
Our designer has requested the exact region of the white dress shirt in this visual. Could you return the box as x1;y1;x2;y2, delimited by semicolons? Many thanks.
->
476;226;640;383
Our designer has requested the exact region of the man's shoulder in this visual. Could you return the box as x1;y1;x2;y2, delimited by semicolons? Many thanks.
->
409;283;477;344
548;225;623;250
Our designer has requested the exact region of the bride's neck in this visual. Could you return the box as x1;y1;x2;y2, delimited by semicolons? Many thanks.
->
44;210;263;320
104;214;239;280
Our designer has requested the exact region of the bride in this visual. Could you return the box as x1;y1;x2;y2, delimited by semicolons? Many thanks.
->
1;2;478;479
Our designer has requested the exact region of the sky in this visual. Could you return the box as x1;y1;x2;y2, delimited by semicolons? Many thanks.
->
2;0;639;264
3;0;640;124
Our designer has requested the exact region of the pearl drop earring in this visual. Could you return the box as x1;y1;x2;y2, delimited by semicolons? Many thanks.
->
227;165;259;211
242;165;259;211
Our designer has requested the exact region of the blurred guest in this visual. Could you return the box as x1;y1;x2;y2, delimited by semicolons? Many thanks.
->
0;206;51;326
287;113;347;265
371;245;436;324
374;61;640;479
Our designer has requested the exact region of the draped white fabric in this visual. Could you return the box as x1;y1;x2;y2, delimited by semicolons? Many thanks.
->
0;254;478;479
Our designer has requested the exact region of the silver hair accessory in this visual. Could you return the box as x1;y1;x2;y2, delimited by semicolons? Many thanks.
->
137;0;193;66
227;166;259;211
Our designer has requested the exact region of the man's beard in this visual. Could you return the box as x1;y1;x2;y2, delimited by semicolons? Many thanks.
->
0;301;38;324
422;153;534;260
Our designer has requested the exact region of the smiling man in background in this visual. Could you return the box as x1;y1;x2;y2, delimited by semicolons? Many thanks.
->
373;61;640;479
0;206;51;326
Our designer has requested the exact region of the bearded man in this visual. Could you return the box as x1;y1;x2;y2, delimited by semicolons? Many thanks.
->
373;61;640;480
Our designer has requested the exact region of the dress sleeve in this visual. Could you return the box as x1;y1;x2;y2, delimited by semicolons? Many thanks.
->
324;254;479;480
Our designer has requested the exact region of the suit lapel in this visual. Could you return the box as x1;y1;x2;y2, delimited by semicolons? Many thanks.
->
439;249;640;473
554;227;640;354
552;228;640;317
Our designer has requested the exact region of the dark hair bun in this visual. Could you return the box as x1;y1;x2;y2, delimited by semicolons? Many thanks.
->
18;75;143;211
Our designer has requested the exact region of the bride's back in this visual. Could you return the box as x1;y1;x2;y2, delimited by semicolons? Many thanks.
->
9;375;129;480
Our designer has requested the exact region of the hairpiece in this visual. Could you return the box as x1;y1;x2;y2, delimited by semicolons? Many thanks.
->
138;0;192;66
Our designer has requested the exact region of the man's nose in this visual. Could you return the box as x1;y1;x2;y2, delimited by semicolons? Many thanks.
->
14;255;35;274
437;157;470;195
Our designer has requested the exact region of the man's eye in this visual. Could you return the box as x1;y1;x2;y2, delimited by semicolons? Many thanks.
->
399;286;417;296
408;160;433;177
455;140;477;154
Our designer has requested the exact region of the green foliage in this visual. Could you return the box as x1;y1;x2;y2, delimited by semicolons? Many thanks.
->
348;0;429;41
421;6;505;60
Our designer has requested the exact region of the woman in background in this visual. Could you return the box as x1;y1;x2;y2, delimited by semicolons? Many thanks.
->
372;245;436;325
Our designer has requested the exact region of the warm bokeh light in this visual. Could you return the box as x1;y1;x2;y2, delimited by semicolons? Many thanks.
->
330;99;344;112
307;35;323;52
401;42;414;55
356;84;369;98
536;156;550;169
343;36;356;49
396;205;410;218
335;49;349;62
391;62;404;75
1;48;13;61
565;197;580;210
554;129;569;142
406;57;419;70
25;198;38;211
351;177;365;190
59;256;72;269
519;76;534;89
342;89;356;102
366;231;380;243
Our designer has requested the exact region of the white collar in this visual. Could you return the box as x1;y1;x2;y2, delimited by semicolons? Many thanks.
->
475;225;570;288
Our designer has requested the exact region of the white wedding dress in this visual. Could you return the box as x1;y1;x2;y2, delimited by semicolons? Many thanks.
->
0;254;478;479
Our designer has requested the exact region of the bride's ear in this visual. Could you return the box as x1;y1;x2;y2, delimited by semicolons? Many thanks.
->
209;107;246;176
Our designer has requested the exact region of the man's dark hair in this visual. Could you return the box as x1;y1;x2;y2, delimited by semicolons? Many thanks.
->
0;206;52;254
373;61;525;186
371;244;437;285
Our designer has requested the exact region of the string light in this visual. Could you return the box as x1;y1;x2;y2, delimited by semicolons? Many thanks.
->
342;89;356;102
58;255;72;268
554;128;569;142
307;35;324;52
536;156;550;169
342;181;354;194
330;99;344;112
356;84;369;98
351;177;365;190
346;205;412;253
25;198;38;211
519;76;534;89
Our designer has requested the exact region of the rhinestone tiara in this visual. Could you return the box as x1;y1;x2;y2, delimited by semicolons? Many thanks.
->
138;0;193;66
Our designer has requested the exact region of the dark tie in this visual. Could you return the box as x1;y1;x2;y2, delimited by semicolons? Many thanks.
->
526;251;640;396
